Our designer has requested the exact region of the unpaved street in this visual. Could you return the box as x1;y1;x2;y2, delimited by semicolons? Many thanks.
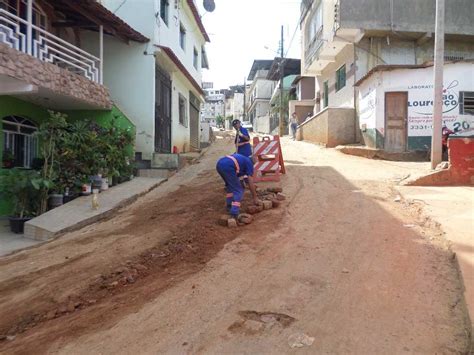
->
0;135;470;354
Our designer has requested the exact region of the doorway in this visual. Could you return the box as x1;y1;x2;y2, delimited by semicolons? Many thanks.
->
155;65;172;153
385;92;408;152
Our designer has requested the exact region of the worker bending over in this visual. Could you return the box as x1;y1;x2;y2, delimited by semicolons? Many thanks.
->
232;119;252;158
216;153;260;218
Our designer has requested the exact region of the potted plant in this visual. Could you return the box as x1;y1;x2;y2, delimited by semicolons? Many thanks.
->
0;168;44;233
35;111;68;215
48;184;64;210
2;149;14;168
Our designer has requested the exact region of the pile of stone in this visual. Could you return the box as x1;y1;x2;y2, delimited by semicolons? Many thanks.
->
217;187;286;228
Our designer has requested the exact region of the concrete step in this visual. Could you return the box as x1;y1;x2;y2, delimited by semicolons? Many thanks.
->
137;169;173;179
151;153;179;169
24;177;166;241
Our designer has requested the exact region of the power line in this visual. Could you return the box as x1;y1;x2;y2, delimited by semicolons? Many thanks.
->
113;0;127;14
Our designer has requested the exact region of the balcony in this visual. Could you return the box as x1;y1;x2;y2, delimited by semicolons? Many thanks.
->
0;9;101;83
0;0;148;110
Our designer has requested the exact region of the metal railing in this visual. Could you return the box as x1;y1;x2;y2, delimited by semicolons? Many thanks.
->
0;9;101;82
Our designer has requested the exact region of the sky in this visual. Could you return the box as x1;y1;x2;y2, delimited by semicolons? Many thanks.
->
197;0;301;90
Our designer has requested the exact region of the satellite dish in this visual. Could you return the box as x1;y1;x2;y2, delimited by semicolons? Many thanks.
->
203;0;215;12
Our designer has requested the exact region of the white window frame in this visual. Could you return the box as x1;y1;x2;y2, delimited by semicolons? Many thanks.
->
2;116;38;168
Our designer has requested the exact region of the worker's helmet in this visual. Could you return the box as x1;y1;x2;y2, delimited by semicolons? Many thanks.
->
232;119;241;127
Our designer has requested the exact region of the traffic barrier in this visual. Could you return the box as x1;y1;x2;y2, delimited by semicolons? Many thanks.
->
252;135;286;182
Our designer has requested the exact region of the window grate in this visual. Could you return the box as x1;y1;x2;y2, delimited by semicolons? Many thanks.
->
460;91;474;116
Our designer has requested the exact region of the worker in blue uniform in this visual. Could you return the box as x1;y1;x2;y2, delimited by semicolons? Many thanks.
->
216;153;260;218
232;119;252;158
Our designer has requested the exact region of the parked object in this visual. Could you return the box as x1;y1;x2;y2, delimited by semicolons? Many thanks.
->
48;194;64;209
0;168;47;233
9;216;32;234
91;176;102;191
81;183;92;196
63;194;78;204
100;178;109;192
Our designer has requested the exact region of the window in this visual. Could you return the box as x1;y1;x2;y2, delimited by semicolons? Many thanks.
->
2;116;38;168
323;80;329;108
460;91;474;116
179;94;188;127
193;47;199;69
201;46;209;69
335;65;346;92
307;1;323;44
179;23;186;51
160;0;169;25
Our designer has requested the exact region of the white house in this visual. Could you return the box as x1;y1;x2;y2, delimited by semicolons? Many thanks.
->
298;0;474;149
246;60;276;128
96;0;210;162
356;61;474;152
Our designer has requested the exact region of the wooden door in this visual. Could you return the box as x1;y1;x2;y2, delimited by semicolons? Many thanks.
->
385;92;408;152
155;65;172;153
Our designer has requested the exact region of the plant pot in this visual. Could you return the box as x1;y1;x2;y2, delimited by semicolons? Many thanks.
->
48;194;64;210
91;177;102;191
112;176;119;186
100;178;109;192
9;216;32;234
119;176;130;184
63;194;77;203
81;183;92;196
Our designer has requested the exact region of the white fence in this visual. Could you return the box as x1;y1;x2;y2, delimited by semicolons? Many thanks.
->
0;9;101;82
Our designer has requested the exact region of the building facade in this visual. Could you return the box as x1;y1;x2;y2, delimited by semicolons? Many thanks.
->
0;0;146;215
100;0;210;158
246;60;276;129
201;89;225;127
299;0;474;151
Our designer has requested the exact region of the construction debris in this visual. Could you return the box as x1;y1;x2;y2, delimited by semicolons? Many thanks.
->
276;193;286;201
238;213;253;224
227;219;238;228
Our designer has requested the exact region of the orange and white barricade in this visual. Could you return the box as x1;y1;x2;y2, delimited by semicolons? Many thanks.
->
252;135;286;182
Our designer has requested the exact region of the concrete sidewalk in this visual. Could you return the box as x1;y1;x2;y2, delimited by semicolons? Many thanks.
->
24;177;166;241
0;219;42;257
397;186;474;332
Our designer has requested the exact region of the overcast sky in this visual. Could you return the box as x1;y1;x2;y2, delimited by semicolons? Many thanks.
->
197;0;301;89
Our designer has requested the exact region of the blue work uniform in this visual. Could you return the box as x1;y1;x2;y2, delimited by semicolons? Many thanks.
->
216;154;254;217
235;127;252;158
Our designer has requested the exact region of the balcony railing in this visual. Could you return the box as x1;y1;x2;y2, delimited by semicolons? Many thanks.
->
0;9;101;83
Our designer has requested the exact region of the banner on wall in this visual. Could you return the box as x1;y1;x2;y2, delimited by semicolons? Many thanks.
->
359;88;376;129
407;78;473;137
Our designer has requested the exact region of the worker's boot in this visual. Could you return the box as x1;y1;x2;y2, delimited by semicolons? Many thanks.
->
230;201;241;218
226;193;233;212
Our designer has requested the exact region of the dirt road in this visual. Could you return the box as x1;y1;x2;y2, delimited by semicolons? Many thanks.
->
0;135;470;354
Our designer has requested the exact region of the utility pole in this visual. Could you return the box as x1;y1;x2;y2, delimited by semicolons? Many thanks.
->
431;0;445;169
278;25;285;137
243;77;246;122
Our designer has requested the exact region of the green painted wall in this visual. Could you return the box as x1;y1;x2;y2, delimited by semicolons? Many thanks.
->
361;128;385;149
64;105;136;156
0;96;135;216
408;136;431;151
0;97;50;215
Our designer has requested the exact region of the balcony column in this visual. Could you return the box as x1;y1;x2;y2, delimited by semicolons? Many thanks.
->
26;0;33;55
99;25;104;84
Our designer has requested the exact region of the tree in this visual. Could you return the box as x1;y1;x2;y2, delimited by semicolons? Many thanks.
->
216;115;224;128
